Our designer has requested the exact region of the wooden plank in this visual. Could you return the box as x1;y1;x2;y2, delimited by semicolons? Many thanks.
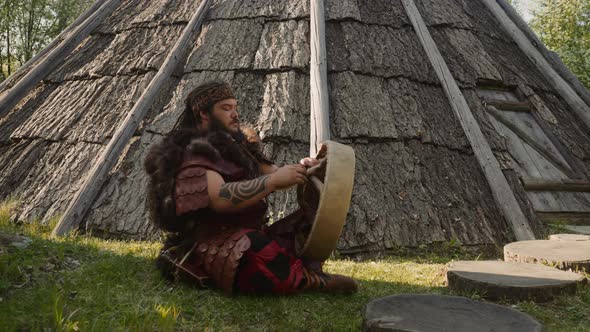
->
526;191;562;212
485;99;530;112
501;144;564;213
0;0;108;93
519;83;587;179
0;0;122;118
309;0;330;156
495;0;590;107
552;191;590;212
540;212;590;225
51;0;212;237
498;108;573;172
486;107;575;178
481;0;590;130
531;111;586;180
401;0;535;240
523;179;590;192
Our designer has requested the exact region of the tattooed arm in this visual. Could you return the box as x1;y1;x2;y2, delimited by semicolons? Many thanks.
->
206;164;308;212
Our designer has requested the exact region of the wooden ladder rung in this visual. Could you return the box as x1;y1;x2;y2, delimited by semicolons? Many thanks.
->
486;99;531;112
522;178;590;192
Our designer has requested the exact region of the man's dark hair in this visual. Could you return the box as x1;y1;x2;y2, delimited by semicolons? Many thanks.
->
177;80;233;129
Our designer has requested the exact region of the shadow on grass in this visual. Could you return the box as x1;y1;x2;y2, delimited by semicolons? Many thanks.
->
0;223;452;331
3;220;587;331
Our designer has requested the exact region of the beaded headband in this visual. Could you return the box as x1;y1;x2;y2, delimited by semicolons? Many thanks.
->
191;83;235;116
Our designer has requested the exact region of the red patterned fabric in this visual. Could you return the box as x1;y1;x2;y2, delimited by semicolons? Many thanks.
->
234;230;305;295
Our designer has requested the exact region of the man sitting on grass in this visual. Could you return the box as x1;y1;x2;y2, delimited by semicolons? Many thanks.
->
144;81;357;295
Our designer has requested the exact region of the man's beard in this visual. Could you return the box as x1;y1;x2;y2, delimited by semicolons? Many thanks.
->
209;114;245;142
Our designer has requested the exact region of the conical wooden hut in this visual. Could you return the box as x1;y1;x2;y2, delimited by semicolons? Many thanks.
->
1;0;589;255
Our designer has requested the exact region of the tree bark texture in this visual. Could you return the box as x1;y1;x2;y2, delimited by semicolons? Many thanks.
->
3;0;590;250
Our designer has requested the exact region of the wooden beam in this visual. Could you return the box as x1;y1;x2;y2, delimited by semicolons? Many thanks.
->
51;0;212;237
401;0;536;240
522;178;590;193
0;0;108;93
309;0;330;157
485;99;530;112
486;106;575;178
481;0;590;130
0;0;121;118
495;0;590;107
541;213;590;226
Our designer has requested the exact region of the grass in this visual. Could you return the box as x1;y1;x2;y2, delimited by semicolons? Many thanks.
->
0;200;589;331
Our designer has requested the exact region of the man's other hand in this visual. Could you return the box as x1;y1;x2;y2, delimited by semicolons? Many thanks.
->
299;157;320;168
269;164;307;191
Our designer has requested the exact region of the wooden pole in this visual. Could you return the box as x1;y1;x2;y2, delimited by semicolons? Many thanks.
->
495;0;590;107
309;0;330;157
481;0;590;130
401;0;536;241
485;100;531;112
0;0;108;93
521;178;590;192
51;0;212;237
0;0;121;118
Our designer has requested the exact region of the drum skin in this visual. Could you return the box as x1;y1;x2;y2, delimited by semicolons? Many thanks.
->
297;141;355;261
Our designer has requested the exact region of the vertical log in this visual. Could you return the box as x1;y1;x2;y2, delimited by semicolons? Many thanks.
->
0;0;108;92
51;0;212;237
0;0;121;118
401;0;536;241
480;0;590;130
309;0;330;156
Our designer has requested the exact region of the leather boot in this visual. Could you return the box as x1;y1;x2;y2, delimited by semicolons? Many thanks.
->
300;267;358;294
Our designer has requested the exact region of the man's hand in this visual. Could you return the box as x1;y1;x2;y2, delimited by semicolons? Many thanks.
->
268;164;308;191
299;157;320;168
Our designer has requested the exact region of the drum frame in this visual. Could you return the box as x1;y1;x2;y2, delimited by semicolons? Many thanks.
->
297;140;356;260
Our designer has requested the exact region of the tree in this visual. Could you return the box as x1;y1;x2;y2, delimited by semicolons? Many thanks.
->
531;0;590;88
0;0;90;83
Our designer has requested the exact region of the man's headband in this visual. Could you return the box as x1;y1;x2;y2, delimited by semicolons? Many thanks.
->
190;83;235;115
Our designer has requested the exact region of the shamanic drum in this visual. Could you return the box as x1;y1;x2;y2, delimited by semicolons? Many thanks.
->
296;141;356;260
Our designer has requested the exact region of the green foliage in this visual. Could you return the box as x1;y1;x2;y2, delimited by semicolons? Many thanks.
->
0;196;17;223
0;0;91;81
531;0;590;88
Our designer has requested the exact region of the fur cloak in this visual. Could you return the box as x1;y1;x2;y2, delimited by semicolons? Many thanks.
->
143;127;272;235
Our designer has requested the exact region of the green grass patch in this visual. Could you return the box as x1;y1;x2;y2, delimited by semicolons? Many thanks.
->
0;200;588;331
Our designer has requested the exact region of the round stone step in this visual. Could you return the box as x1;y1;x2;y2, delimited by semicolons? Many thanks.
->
447;260;585;302
549;234;590;241
504;240;590;271
362;294;542;332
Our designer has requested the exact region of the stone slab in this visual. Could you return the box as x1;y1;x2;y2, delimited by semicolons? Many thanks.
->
504;240;590;271
362;294;542;332
549;233;590;241
447;260;585;302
